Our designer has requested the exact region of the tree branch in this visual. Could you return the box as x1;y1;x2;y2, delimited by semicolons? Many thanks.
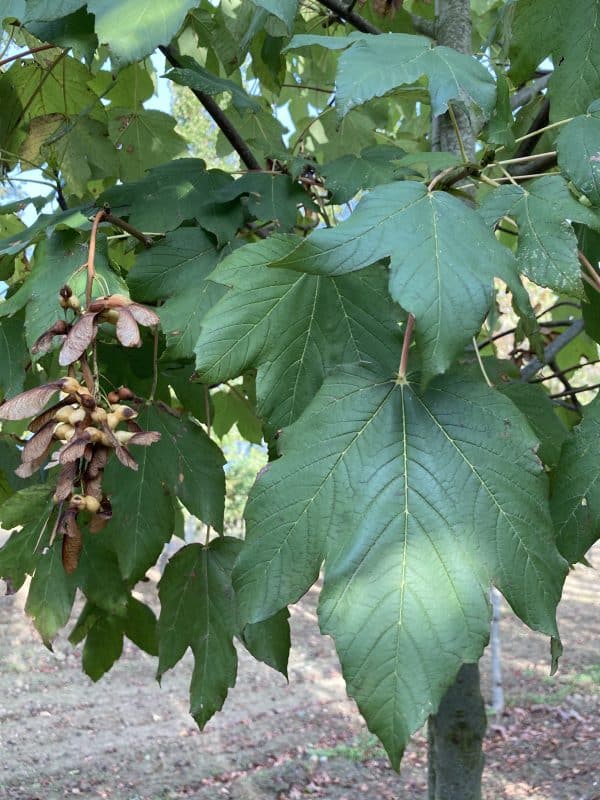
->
520;319;585;381
0;44;55;68
159;45;261;172
316;0;381;34
510;74;550;110
513;97;549;160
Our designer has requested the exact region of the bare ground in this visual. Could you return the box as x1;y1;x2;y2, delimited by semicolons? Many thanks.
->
0;548;598;800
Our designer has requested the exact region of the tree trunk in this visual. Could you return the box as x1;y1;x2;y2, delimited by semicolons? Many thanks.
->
427;2;488;798
427;664;487;800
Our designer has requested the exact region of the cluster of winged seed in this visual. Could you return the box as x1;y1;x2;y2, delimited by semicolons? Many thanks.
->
0;285;161;573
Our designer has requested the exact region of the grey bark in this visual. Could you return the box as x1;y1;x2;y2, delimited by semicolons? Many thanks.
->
490;588;505;715
427;2;488;798
427;664;487;800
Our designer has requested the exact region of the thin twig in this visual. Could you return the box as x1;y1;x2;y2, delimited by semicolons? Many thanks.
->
579;250;600;292
531;359;600;382
104;212;154;247
448;103;468;164
492;171;554;183
86;209;107;307
160;45;261;171
493;150;557;167
512;117;572;145
282;82;334;94
520;319;585;381
0;43;56;68
550;382;600;399
397;314;415;382
316;0;381;33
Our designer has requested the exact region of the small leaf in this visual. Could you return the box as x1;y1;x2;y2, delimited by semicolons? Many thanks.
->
82;613;124;681
480;175;600;295
58;312;98;366
157;539;239;728
551;395;600;564
25;539;77;644
115;308;141;347
0;382;62;421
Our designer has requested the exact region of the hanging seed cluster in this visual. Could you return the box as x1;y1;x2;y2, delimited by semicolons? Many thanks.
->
0;285;161;574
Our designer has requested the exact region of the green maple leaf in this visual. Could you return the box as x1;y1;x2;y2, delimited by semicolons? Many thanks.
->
557;100;600;206
267;182;528;383
0;485;55;591
233;364;567;765
103;405;225;581
101;159;245;244
287;33;496;119
509;0;600;120
480;175;600;295
194;236;403;430
108;108;186;182
551;396;600;564
157;539;240;727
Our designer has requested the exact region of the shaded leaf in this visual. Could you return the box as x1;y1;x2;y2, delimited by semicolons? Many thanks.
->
25;539;77;644
287;33;496;119
557;99;600;206
165;56;261;112
551;395;600;563
480;175;600;295
195;236;403;430
269;183;524;383
157;539;239;727
234;364;567;765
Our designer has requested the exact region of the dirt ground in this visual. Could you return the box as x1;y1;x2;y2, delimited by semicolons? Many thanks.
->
0;547;598;800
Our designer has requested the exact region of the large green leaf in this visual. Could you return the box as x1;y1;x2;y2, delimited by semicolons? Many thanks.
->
127;221;226;358
509;0;600;120
551;396;600;564
138;405;225;529
251;0;298;32
101;159;244;242
320;144;406;204
157;539;240;727
108;108;186;182
86;0;198;65
103;404;225;581
0;310;28;398
287;33;496;119
194;236;402;430
25;539;77;644
557;100;600;206
0;485;55;590
233;364;567;765
127;227;220;302
214;172;309;232
268;182;524;383
480;175;600;295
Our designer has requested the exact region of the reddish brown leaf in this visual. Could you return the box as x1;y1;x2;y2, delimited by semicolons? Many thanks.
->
58;432;92;464
32;320;70;355
29;399;71;432
15;453;48;478
0;382;63;421
115;308;141;347
85;445;109;478
129;303;160;327
129;431;161;446
58;312;98;366
99;422;139;470
85;473;103;500
22;421;56;463
61;514;82;574
54;462;78;502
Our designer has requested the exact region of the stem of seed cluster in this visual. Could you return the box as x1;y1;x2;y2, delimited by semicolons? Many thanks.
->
579;250;600;292
397;314;415;382
86;209;107;307
473;337;494;387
